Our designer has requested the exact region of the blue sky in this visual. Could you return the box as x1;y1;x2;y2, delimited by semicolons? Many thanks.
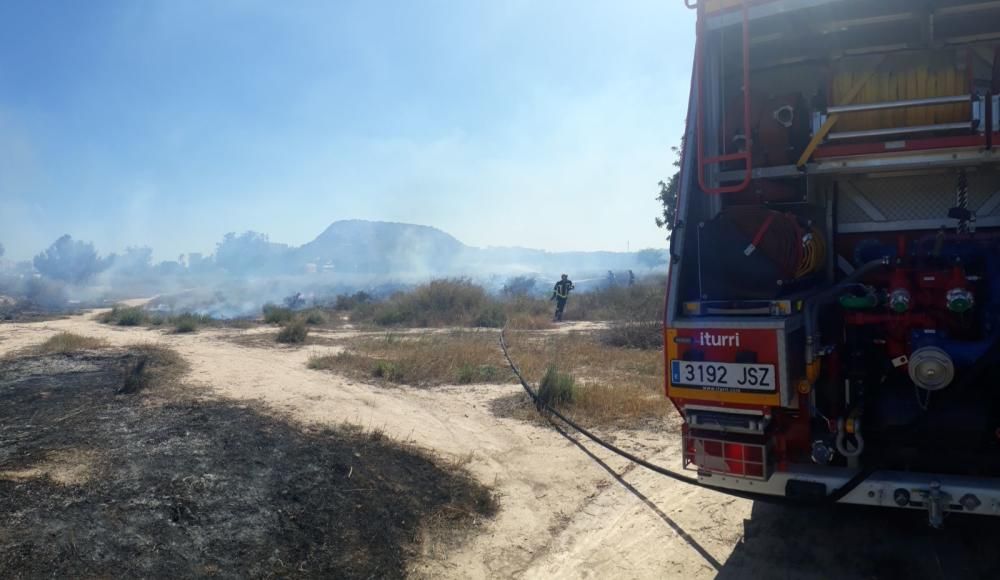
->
0;1;695;261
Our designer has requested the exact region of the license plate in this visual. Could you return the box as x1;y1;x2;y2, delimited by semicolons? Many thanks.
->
671;360;775;392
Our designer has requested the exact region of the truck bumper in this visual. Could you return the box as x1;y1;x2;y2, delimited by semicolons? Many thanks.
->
698;466;1000;521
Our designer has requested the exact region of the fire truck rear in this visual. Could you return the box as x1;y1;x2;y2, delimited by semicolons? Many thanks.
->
665;0;1000;526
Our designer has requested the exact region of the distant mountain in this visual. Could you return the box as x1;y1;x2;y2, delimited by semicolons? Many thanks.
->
296;220;466;275
291;219;660;278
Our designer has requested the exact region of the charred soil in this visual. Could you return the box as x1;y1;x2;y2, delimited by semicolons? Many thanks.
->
0;349;495;579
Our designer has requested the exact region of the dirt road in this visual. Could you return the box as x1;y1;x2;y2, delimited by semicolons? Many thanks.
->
3;313;1000;579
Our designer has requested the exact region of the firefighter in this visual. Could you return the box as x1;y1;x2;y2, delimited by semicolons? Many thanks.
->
551;274;575;322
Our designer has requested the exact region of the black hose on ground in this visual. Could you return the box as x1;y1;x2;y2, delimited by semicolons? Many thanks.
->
499;326;874;505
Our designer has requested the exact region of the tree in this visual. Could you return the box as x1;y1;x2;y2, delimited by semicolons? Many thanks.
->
214;231;289;274
115;246;153;277
655;139;684;238
636;248;667;271
502;275;537;298
33;235;112;284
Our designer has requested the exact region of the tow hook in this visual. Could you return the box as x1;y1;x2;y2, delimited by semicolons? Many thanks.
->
921;481;950;529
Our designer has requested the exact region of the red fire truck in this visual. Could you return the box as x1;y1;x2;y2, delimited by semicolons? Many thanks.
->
665;0;1000;526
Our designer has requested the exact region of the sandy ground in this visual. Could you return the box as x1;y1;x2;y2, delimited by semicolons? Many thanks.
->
3;312;1000;579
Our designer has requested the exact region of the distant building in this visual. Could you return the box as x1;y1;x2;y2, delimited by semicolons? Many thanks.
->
304;263;318;274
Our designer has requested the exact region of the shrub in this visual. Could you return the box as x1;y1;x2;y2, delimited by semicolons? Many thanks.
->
172;313;201;333
113;306;148;326
473;304;506;328
262;303;294;324
369;279;489;327
283;292;306;309
570;276;667;321
501;276;537;297
334;291;372;311
372;305;410;326
276;320;309;343
536;366;576;408
601;321;664;350
372;360;403;382
456;363;505;384
118;344;189;394
303;309;328;325
33;332;108;354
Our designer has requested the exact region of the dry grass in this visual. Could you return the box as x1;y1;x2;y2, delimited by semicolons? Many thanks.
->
505;313;555;330
32;332;109;354
119;343;190;394
505;331;670;427
567;276;667;321
308;331;508;387
339;279;556;329
601;320;664;350
308;328;671;428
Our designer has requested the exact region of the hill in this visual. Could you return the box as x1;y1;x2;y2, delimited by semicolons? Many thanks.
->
296;220;466;275
281;219;661;278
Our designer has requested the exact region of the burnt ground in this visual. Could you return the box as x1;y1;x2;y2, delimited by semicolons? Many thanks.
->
0;350;495;579
0;304;76;324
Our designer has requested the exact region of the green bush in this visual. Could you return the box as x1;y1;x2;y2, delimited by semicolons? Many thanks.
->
372;305;410;326
473;304;506;328
173;313;201;333
276;320;309;343
372;360;403;382
303;309;328;325
537;366;576;407
334;291;372;311
368;279;490;327
111;305;148;326
456;364;505;384
263;303;295;324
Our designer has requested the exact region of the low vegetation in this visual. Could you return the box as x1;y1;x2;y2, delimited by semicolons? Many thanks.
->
302;308;327;325
308;332;507;386
537;366;576;407
323;276;665;330
601;320;664;350
276;319;309;343
118;344;190;393
308;329;670;428
262;303;295;324
98;305;217;333
31;332;109;354
570;278;666;321
99;304;147;326
337;278;555;329
365;279;511;328
169;312;203;333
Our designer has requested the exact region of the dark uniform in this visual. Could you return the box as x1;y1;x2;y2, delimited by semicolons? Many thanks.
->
552;275;575;322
